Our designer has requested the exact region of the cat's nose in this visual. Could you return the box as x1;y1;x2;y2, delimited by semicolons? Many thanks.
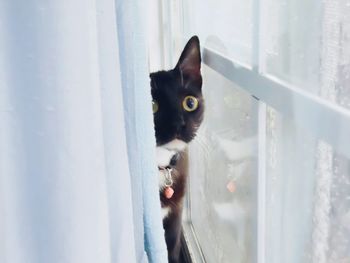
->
179;117;186;127
180;119;185;127
174;119;185;133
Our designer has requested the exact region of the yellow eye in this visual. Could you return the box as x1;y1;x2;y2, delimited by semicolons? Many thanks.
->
152;101;159;113
182;96;199;112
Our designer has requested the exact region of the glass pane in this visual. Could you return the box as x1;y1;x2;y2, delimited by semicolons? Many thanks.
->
265;107;316;263
261;0;322;90
261;0;350;110
184;0;252;65
188;65;258;263
266;106;350;263
328;154;350;263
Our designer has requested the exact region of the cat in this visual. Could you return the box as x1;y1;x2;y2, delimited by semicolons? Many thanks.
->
150;36;204;263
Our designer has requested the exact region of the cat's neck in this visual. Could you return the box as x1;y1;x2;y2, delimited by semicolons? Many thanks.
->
156;139;188;194
156;139;187;168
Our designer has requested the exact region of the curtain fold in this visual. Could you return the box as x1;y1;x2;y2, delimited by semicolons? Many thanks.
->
0;0;167;262
114;0;168;262
96;0;137;261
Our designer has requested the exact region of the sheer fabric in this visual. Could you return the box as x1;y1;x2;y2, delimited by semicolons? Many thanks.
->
0;0;167;262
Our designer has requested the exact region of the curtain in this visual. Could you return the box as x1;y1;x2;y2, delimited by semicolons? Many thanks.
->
0;0;167;262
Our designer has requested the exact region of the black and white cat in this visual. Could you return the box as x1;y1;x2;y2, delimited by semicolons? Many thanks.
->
150;36;204;263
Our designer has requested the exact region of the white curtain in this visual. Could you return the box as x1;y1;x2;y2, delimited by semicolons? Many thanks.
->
0;0;167;262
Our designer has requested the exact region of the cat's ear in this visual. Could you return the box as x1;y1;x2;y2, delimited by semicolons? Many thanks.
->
175;36;201;80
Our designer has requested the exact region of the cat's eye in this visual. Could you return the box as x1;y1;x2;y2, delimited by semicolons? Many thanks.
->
182;96;199;112
152;101;159;113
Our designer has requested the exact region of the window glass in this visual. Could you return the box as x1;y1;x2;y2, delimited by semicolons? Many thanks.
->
167;1;350;262
261;0;350;110
328;154;350;263
188;65;258;262
265;106;316;263
183;0;252;66
261;0;322;91
266;106;350;263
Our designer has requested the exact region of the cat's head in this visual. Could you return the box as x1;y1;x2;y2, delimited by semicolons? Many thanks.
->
150;36;204;148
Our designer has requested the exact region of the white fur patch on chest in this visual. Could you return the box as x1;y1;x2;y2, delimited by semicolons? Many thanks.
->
162;139;187;151
156;147;176;168
162;206;171;219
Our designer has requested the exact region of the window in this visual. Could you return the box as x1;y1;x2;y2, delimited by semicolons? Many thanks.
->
157;1;350;262
186;66;259;263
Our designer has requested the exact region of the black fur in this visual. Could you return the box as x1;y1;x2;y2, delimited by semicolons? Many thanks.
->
150;36;203;146
150;36;204;263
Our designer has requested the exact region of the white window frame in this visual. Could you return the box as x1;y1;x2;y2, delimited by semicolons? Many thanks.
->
156;0;350;262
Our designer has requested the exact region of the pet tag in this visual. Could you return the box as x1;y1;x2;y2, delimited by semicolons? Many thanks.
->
226;180;236;193
164;187;174;199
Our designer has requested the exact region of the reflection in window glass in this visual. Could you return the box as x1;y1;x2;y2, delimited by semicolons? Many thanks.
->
188;65;258;263
266;106;350;263
168;1;350;261
184;0;252;65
